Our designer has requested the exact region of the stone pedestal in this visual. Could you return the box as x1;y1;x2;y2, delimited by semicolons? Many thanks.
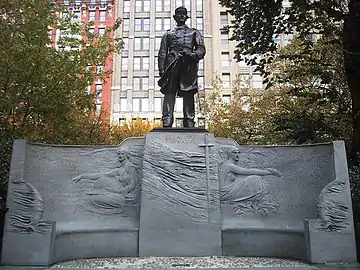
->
139;129;221;256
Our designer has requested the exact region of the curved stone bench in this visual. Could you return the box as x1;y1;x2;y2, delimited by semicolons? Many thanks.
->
222;226;306;261
53;221;138;263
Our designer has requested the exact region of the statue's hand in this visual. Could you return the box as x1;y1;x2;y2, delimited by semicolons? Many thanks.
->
266;168;281;177
159;70;164;77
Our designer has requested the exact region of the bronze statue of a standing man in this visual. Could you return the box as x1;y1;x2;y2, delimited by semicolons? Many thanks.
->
157;6;206;128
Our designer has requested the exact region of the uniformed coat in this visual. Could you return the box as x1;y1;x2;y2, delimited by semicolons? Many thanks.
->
157;24;206;96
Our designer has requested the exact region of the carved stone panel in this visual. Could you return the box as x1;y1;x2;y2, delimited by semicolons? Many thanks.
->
139;131;221;256
217;139;335;232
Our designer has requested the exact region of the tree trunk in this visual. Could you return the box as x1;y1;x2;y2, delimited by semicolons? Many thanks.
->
343;0;360;163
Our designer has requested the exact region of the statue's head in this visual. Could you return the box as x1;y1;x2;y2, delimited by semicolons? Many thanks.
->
116;146;129;162
228;146;240;162
173;6;189;25
219;145;241;162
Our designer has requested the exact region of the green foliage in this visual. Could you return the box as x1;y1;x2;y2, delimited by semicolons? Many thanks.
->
0;0;121;211
268;36;352;145
203;75;279;145
219;0;346;72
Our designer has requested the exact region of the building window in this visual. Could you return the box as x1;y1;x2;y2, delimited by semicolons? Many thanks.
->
196;18;203;31
124;0;130;12
252;74;263;89
175;97;183;112
198;59;204;71
98;27;105;36
155;18;171;31
133;98;140;112
73;10;81;21
121;77;128;90
89;10;96;21
156;0;171;11
134;37;150;50
133;56;149;70
141;98;149;112
135;18;150;31
222;73;231;88
176;0;190;10
95;84;102;98
122;38;128;50
154;97;162;112
120;98;127;111
196;0;203;11
121;57;128;71
155;37;162;50
221;31;229;44
136;0;151;12
198;76;204;89
221;52;230;67
133;77;149;91
155;76;161;90
155;57;159;71
119;118;126;126
123;19;130;32
96;64;104;74
220;12;228;28
99;10;106;21
222;95;231;105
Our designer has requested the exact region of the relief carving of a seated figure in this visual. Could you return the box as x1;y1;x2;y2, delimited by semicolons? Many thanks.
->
218;145;281;216
72;146;140;215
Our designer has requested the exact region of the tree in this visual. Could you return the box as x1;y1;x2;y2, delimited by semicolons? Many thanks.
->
203;75;279;145
219;0;360;159
268;36;352;145
0;0;121;212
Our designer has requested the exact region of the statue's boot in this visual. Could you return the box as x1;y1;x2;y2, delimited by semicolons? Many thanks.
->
162;115;173;128
183;93;195;128
162;92;176;128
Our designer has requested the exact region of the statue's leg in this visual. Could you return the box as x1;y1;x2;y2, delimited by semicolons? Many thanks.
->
183;92;195;128
162;91;176;127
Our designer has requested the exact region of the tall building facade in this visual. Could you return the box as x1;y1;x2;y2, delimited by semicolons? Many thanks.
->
111;0;293;126
54;0;116;115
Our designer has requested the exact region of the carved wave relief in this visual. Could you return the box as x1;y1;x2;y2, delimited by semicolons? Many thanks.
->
71;145;142;216
143;142;219;223
9;179;51;234
315;179;351;232
217;145;281;216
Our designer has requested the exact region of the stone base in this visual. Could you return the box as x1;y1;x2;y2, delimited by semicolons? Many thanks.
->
1;222;55;266
304;219;357;264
